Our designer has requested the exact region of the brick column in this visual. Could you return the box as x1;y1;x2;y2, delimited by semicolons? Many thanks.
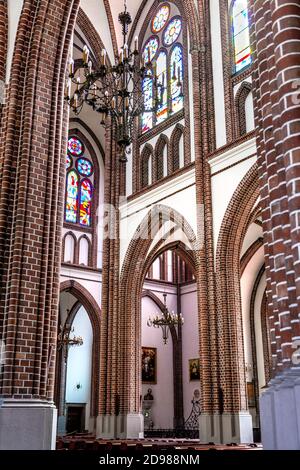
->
0;0;80;450
250;0;300;449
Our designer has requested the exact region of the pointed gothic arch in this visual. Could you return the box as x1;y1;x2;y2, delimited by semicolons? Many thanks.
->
154;134;169;181
216;163;260;415
118;204;199;417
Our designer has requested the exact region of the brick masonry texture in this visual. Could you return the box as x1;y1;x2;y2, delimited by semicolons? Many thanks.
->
0;0;299;429
249;0;300;372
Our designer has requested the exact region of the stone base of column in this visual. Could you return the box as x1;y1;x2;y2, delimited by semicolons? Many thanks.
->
0;399;57;450
57;415;67;436
96;413;144;439
260;368;300;450
199;413;222;443
199;412;253;444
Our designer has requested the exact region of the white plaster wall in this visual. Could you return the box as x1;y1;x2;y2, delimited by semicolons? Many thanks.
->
141;296;174;429
79;0;114;63
210;138;257;254
241;246;265;383
181;283;199;421
66;306;93;430
245;92;255;133
254;274;267;392
241;221;263;257
64;234;75;263
6;0;24;83
210;0;226;148
60;267;102;307
120;168;196;270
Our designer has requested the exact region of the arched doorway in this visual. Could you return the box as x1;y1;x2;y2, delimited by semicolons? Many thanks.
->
141;243;199;438
55;281;101;435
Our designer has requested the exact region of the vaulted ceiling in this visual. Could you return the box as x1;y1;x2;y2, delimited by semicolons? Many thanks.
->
79;0;148;61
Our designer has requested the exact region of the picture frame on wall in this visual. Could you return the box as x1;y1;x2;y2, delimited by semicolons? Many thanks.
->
247;381;256;407
142;347;157;384
189;358;200;381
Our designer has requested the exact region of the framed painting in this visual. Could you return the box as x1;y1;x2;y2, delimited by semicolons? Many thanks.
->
142;347;157;384
247;381;256;407
189;358;200;381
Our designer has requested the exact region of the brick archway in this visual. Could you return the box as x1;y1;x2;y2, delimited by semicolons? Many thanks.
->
216;163;259;415
59;280;101;418
118;204;199;419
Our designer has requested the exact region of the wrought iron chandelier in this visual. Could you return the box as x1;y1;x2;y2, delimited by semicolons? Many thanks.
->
147;293;184;345
57;322;83;353
65;0;166;163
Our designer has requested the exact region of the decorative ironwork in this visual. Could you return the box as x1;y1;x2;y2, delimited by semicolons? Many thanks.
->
65;0;166;163
184;392;201;431
147;293;184;344
57;322;83;359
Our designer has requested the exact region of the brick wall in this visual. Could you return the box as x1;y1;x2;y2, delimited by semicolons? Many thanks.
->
250;0;300;373
0;0;80;400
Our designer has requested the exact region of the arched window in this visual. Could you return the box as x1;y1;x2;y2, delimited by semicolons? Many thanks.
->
231;0;251;73
65;136;94;227
141;3;184;134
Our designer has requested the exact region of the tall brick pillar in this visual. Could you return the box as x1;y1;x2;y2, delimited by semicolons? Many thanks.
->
0;0;80;450
250;0;300;449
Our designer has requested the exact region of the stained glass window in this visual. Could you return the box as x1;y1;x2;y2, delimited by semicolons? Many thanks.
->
152;5;170;33
66;155;72;169
141;4;184;134
65;137;94;227
142;71;154;133
156;51;168;124
76;158;93;177
163;17;182;46
66;170;78;223
142;36;159;64
170;45;184;114
80;179;92;226
68;137;84;156
232;0;251;73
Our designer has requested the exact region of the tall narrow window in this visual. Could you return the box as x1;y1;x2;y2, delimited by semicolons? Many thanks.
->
141;3;184;134
232;0;251;73
170;45;183;114
65;136;94;227
66;171;78;223
156;51;167;124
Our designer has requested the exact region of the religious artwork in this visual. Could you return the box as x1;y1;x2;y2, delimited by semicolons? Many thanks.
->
65;136;94;227
141;8;184;134
68;136;84;157
142;347;157;384
231;0;251;73
163;17;182;46
247;381;256;407
76;158;93;177
156;51;168;124
80;179;92;226
152;5;170;33
143;388;154;401
170;45;184;114
189;358;200;381
66;154;72;170
142;36;159;63
66;170;78;223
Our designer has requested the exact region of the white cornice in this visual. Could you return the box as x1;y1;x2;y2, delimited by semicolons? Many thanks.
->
120;168;196;220
209;137;257;175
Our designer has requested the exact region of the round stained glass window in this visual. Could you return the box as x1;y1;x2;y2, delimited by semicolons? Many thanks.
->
163;17;182;46
66;154;72;169
68;137;84;157
76;158;93;177
143;36;159;63
152;5;170;33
